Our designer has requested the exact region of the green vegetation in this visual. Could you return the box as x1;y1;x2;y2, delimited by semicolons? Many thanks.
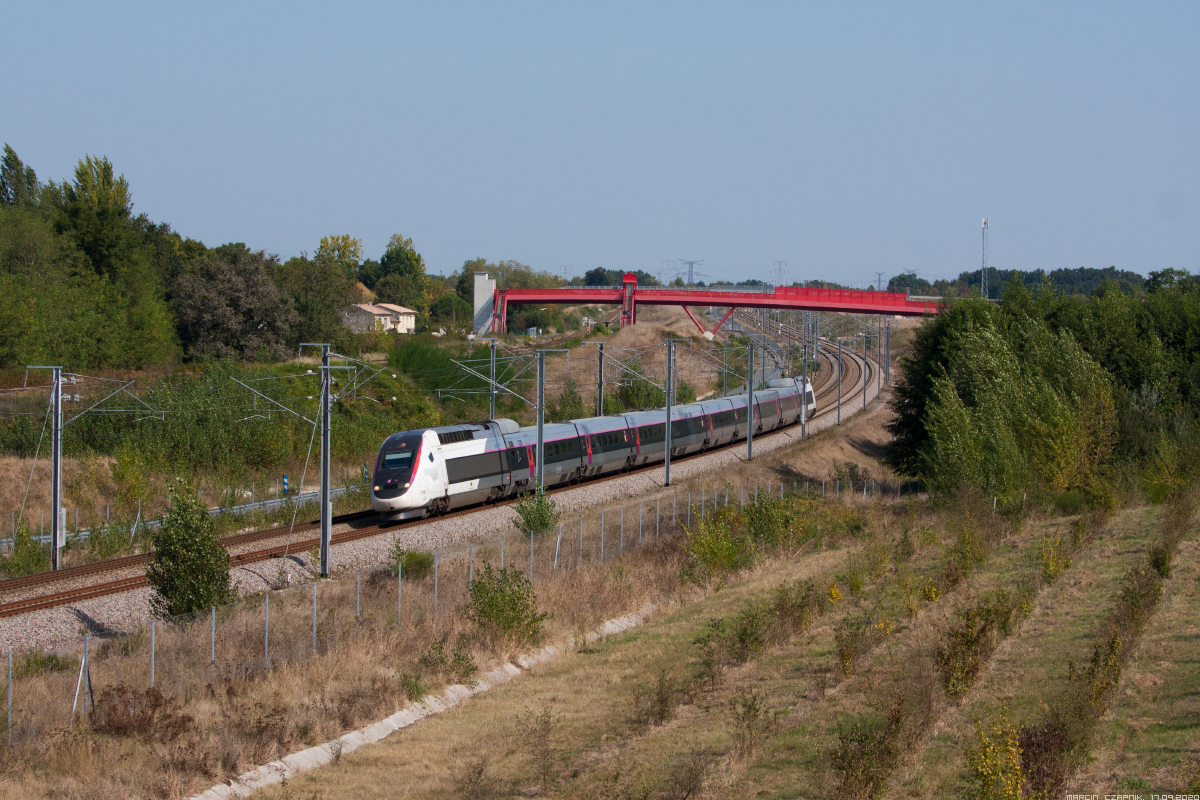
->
145;482;235;618
512;482;559;537
888;277;1200;505
466;563;548;651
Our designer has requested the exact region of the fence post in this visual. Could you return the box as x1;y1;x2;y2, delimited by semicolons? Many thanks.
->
639;502;643;545
150;620;156;688
264;595;269;670
500;537;504;569
397;561;402;622
469;544;474;585
84;632;92;712
211;606;216;681
579;518;583;566
6;648;10;746
725;487;729;507
554;524;562;569
701;488;705;520
656;498;660;541
356;572;361;621
687;493;691;527
530;530;534;583
741;486;744;511
600;511;605;562
312;584;317;652
620;507;624;553
434;556;439;619
673;494;677;526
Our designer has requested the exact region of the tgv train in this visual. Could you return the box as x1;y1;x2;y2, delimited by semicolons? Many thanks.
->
370;377;816;520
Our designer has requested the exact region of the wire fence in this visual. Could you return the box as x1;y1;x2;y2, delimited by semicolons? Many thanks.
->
0;477;921;746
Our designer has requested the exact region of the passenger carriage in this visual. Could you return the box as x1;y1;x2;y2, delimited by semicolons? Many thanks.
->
370;377;817;520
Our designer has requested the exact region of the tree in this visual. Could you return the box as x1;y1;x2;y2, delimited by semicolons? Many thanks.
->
146;482;235;618
47;155;177;366
172;246;297;361
315;234;363;281
584;266;610;286
429;293;472;325
273;253;358;348
0;145;39;207
887;273;932;294
375;273;428;316
362;234;430;315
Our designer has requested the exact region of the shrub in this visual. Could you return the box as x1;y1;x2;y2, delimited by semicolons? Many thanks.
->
631;669;678;728
937;590;1019;699
965;705;1025;800
2;517;50;578
831;699;904;800
91;685;192;741
14;650;78;680
466;564;548;650
418;638;477;684
146;481;234;618
388;539;434;580
730;688;772;760
512;482;558;537
1039;534;1072;583
399;672;428;701
729;602;770;663
836;611;885;677
692;618;728;691
684;516;754;584
516;704;559;792
1148;543;1173;577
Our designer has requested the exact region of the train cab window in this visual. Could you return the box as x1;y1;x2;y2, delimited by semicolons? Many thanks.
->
381;450;413;472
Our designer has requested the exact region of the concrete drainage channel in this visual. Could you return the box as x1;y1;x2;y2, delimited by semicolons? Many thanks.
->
190;604;659;800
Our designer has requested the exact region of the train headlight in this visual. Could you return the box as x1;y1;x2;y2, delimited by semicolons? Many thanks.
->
373;486;380;491
403;482;410;488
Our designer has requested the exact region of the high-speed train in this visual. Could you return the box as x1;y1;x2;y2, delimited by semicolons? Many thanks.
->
370;377;816;520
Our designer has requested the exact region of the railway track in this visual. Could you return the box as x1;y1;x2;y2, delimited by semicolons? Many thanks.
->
0;342;876;620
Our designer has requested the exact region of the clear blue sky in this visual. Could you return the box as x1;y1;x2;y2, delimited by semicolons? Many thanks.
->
5;2;1197;286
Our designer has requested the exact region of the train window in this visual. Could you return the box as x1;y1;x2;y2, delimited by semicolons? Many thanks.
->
381;450;414;472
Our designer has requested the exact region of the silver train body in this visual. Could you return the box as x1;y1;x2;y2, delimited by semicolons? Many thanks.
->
370;378;816;520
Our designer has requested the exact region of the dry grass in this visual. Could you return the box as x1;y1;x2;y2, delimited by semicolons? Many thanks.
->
0;505;696;799
891;505;1165;799
1067;533;1200;792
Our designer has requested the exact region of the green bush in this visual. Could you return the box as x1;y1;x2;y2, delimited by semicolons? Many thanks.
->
513;483;559;537
466;564;548;650
388;539;434;579
15;651;78;680
2;517;50;578
937;590;1021;699
146;481;235;618
683;516;755;584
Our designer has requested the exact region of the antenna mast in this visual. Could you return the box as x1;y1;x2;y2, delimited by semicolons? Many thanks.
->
981;218;989;299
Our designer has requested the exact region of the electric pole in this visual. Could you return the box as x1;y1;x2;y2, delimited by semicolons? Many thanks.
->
679;260;703;285
747;340;755;461
597;342;604;415
837;338;842;426
319;345;332;578
536;350;545;487
664;341;674;486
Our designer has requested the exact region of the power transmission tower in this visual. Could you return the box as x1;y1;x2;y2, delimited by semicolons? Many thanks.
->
875;271;886;291
679;260;703;285
981;218;989;299
772;260;789;288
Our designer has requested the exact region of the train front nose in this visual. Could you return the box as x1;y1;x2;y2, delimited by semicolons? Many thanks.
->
371;475;416;515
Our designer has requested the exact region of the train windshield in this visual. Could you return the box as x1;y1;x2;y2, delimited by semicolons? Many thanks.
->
381;450;414;472
375;434;423;481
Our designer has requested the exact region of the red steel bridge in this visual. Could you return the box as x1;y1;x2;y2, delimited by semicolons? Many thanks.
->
486;273;940;337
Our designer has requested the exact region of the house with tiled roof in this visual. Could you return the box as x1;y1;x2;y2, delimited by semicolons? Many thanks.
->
342;303;417;334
